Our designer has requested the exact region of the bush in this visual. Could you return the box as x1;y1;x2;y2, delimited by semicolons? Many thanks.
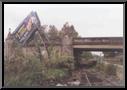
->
81;51;93;61
4;45;73;87
96;62;117;76
5;39;75;87
47;46;75;70
43;68;68;80
4;53;44;87
104;63;117;75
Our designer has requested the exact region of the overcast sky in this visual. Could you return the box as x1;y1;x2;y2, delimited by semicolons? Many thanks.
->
4;4;123;55
4;4;123;41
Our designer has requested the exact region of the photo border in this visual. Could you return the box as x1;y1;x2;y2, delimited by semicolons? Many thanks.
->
1;1;126;88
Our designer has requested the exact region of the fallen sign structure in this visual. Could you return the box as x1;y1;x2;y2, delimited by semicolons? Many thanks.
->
11;11;50;59
12;11;49;46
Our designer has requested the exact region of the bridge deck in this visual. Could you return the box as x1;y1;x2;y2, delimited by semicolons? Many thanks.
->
26;37;123;51
73;37;123;51
73;37;123;45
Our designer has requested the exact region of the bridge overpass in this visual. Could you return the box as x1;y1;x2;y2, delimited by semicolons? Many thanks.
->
27;37;123;51
72;37;123;51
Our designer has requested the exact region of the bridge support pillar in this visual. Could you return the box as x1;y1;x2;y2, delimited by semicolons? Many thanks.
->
73;49;82;68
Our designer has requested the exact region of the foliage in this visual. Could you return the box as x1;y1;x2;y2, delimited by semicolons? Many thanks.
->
48;25;59;39
60;22;78;38
43;68;68;80
4;22;78;87
4;50;44;87
104;63;117;75
96;62;117;76
5;44;74;87
47;46;75;70
81;51;93;60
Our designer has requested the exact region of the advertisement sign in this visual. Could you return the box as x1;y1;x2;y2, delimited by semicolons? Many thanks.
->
13;11;40;45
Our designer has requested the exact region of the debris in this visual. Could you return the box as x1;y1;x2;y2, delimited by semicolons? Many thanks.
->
67;79;80;86
56;83;67;86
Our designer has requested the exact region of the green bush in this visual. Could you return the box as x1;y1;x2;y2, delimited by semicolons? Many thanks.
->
47;46;75;70
81;51;93;61
96;62;117;76
43;68;68;80
4;53;44;87
5;42;75;87
4;46;73;87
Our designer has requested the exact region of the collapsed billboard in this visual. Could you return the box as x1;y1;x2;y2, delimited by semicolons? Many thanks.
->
12;11;41;45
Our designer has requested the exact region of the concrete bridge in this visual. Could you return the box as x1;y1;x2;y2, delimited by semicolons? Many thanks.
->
72;37;123;66
27;36;123;51
5;31;123;63
73;37;123;51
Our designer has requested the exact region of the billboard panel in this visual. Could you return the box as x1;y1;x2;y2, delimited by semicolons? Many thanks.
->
13;11;40;45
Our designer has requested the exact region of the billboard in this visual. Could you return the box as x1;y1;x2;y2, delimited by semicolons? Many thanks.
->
12;11;40;45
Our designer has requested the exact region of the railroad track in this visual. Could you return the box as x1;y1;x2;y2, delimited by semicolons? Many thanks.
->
80;69;117;86
54;68;119;86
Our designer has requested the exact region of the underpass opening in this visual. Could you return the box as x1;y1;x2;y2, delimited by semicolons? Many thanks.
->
73;48;123;69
